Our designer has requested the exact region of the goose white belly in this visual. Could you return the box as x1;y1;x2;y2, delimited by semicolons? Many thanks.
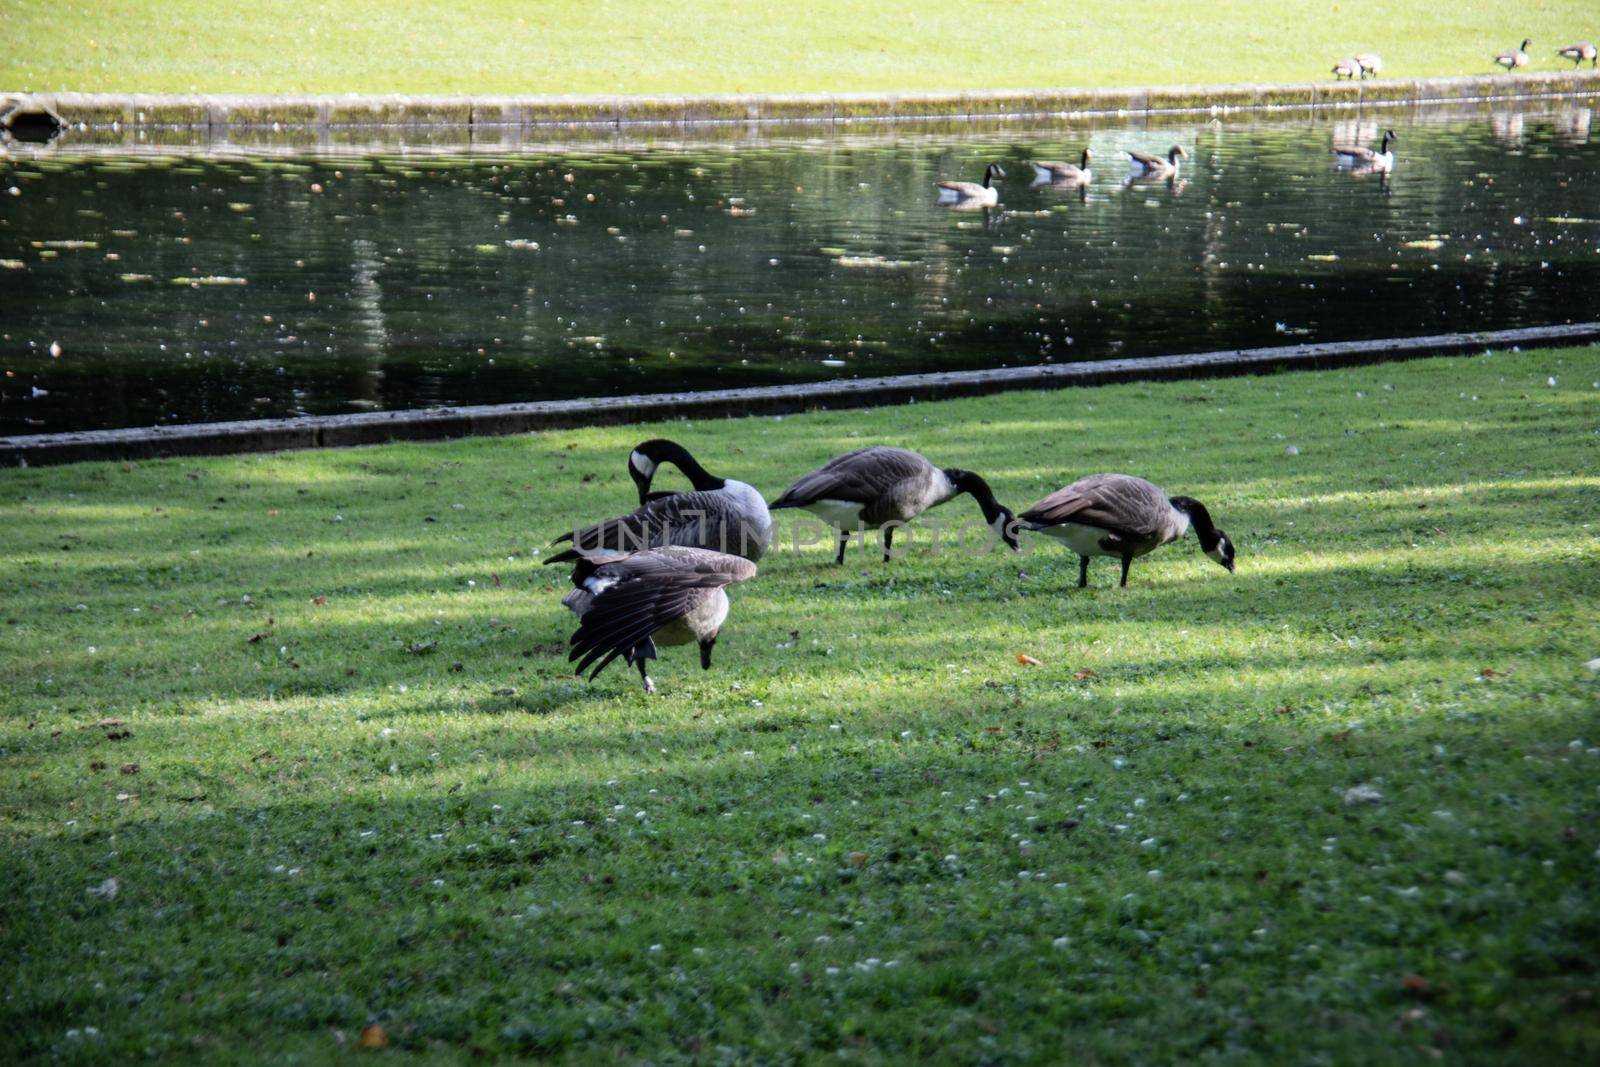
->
1037;522;1118;557
803;498;869;528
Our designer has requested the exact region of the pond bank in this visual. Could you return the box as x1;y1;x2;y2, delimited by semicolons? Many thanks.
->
6;70;1600;137
4;325;1596;467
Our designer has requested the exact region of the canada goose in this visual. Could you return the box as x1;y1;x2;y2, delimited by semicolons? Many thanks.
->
549;441;772;564
1017;473;1236;588
1332;57;1361;80
1127;145;1188;178
1354;53;1383;78
770;446;1020;563
1333;129;1397;171
935;163;1004;206
1029;149;1093;184
627;438;715;506
1557;42;1598;68
1495;39;1531;70
562;546;756;693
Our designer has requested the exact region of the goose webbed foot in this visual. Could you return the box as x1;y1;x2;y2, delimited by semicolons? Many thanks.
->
1119;555;1132;588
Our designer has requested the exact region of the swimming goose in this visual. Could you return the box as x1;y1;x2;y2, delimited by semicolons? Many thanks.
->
1017;473;1236;588
1333;129;1397;171
562;546;756;693
770;445;1019;563
1495;39;1531;71
935;163;1004;206
1029;149;1093;184
1354;53;1383;78
549;442;772;564
1558;42;1597;68
1332;57;1361;80
1127;145;1188;178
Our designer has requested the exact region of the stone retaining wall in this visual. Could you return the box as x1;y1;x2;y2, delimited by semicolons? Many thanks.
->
4;324;1596;468
5;71;1599;132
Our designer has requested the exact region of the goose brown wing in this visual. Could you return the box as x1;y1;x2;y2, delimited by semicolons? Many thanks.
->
1332;144;1376;161
568;550;756;678
1020;473;1167;539
551;490;736;561
772;446;931;508
1127;150;1164;169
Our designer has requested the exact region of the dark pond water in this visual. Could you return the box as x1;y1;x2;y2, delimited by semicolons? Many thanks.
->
3;102;1598;433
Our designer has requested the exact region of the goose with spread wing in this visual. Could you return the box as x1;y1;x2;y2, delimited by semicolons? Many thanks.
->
562;547;757;693
1017;473;1235;588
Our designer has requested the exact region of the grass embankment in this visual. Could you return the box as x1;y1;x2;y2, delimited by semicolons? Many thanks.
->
3;1;1597;96
3;348;1600;1062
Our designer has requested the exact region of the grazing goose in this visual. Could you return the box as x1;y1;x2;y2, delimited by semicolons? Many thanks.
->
1029;149;1093;184
562;546;756;693
548;442;772;564
935;163;1004;206
1127;145;1188;178
1017;473;1236;588
770;446;1019;563
1354;53;1383;78
1495;39;1531;71
1332;57;1361;80
1558;42;1598;68
1333;128;1397;171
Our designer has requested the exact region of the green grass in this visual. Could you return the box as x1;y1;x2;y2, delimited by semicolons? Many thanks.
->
4;1;1598;96
4;347;1600;1062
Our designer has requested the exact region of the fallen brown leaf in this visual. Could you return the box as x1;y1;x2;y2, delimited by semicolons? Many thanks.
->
1016;654;1041;666
848;851;868;867
1479;667;1506;678
1402;973;1433;996
83;718;125;729
119;763;140;775
357;1023;388;1050
247;632;267;643
311;595;327;606
1073;668;1097;680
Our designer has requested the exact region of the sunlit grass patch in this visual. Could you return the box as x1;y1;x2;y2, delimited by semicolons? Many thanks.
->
2;346;1599;1061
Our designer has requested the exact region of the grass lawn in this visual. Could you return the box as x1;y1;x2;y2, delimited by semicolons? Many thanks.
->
4;1;1598;96
3;347;1600;1062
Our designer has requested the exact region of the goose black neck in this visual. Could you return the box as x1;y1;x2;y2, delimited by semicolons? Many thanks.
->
983;166;995;188
1080;149;1090;169
1379;131;1393;154
947;469;1007;524
1522;39;1531;51
1169;147;1182;164
1169;495;1221;549
636;439;724;492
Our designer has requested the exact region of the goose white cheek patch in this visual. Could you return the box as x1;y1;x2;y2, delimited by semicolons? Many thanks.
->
629;451;657;479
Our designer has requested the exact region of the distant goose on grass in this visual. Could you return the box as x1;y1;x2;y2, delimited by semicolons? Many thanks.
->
1354;53;1384;78
770;446;1020;563
1127;145;1188;178
935;163;1004;206
549;441;771;564
1332;57;1361;80
562;546;757;693
1029;149;1093;184
1333;129;1397;171
1496;39;1531;71
1558;42;1597;68
1017;473;1236;588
